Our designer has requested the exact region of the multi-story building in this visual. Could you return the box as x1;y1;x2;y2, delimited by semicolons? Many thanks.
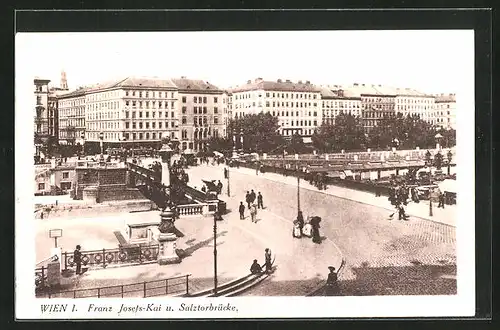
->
320;87;362;125
34;78;52;139
342;84;397;133
394;88;435;123
85;77;179;150
173;77;226;151
58;87;87;145
433;93;456;130
230;78;322;138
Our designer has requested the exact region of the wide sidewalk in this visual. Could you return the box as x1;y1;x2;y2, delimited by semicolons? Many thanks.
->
223;164;456;227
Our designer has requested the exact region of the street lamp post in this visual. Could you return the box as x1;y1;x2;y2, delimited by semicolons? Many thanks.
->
296;165;301;216
213;212;218;295
99;131;104;163
447;150;453;176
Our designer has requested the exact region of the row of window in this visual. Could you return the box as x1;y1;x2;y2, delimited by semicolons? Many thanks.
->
125;111;176;119
395;98;434;104
181;96;219;104
181;106;219;114
271;110;318;117
234;92;318;100
87;91;120;101
124;121;177;129
180;116;220;125
60;119;85;128
125;100;175;109
87;101;120;111
280;120;318;127
59;108;85;118
59;98;85;107
265;101;318;108
125;90;176;99
86;131;176;141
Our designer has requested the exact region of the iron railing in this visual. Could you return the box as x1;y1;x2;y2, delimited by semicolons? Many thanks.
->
38;274;191;298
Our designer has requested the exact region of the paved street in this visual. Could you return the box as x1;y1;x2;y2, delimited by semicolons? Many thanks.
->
187;163;457;296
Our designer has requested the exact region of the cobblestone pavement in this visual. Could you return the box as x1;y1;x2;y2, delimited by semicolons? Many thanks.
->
187;164;457;296
228;165;457;226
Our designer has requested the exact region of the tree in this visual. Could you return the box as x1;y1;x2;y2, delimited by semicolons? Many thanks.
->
287;133;307;154
312;112;366;152
434;152;443;170
227;113;285;153
206;136;232;155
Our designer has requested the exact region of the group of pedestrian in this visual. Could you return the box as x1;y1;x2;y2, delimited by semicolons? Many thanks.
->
238;190;264;223
249;248;273;275
292;211;322;244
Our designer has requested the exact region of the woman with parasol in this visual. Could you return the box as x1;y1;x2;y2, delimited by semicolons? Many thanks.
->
310;216;322;244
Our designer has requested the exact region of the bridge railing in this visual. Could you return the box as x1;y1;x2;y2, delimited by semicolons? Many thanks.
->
177;203;204;216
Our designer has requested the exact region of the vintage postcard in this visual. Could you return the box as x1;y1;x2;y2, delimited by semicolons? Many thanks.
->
15;29;475;319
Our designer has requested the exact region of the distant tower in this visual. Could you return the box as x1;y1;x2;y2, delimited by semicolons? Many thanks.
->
60;70;68;90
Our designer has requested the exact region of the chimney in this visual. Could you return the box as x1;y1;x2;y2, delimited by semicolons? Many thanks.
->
379;84;382;87
362;84;365;86
181;76;186;79
285;79;291;83
298;80;302;84
255;77;263;83
353;83;359;86
277;79;282;83
306;80;310;84
247;80;252;84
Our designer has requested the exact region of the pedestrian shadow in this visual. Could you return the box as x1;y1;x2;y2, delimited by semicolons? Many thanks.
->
178;230;228;257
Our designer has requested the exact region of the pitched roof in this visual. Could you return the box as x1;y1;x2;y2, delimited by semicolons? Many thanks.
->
171;78;223;93
434;94;456;102
86;77;178;93
230;78;322;93
57;87;90;99
342;84;432;98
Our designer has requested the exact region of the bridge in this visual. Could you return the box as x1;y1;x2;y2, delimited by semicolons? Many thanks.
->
125;161;225;217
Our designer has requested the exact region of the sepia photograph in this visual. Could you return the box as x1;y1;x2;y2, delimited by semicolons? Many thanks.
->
15;28;476;319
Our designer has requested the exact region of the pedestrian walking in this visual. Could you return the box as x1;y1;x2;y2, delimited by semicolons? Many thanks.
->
239;202;245;220
296;211;305;234
224;167;228;179
250;203;257;223
74;245;82;275
264;248;272;273
250;189;256;204
245;191;251;208
217;180;223;195
325;266;340;296
257;192;264;209
438;192;445;208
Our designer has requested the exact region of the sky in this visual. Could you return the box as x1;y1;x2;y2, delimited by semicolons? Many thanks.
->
16;30;473;94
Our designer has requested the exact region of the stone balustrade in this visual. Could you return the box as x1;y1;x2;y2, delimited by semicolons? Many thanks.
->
177;203;204;216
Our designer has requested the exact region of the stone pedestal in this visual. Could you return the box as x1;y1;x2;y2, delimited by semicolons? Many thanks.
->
46;260;61;287
157;233;180;265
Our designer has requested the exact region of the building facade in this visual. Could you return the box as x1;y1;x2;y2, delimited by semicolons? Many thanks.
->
394;89;435;123
433;93;456;129
173;77;226;151
57;88;87;145
320;87;362;125
230;78;322;138
85;77;179;149
34;78;52;139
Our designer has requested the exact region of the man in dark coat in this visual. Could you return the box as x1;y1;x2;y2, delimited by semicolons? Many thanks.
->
74;245;82;275
257;192;264;209
325;266;340;296
250;259;262;274
239;202;245;220
264;248;272;274
438;192;445;208
217;180;223;195
250;190;256;204
245;191;251;208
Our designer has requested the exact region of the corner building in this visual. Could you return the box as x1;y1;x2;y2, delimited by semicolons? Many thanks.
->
319;86;362;124
230;78;322;138
173;77;227;151
433;93;456;130
57;88;87;145
85;77;179;150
